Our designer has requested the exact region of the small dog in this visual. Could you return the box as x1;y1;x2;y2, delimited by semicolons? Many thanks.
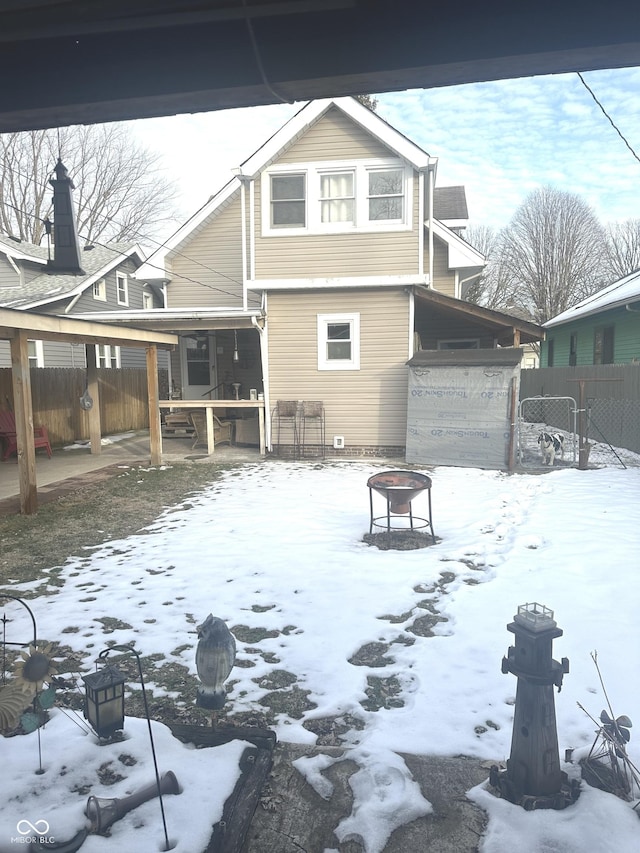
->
537;432;565;466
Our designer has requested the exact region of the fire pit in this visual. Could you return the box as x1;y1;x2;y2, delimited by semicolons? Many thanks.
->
367;470;435;543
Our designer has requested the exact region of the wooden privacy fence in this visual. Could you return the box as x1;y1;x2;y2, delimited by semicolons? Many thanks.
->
0;368;169;447
520;365;640;455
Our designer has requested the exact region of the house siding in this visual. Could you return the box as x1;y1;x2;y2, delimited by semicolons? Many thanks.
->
430;237;456;296
168;193;245;308
278;106;394;162
267;288;410;447
0;256;19;288
252;108;421;281
70;256;147;312
542;306;640;366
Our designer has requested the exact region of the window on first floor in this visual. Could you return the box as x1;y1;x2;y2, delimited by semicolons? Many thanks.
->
95;344;121;368
28;339;44;367
594;326;614;364
547;338;555;366
317;313;360;370
569;332;578;366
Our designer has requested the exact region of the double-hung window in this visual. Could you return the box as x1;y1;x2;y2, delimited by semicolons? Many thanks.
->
116;272;129;306
367;168;404;221
320;172;355;225
95;345;121;368
317;313;360;371
270;174;306;228
93;278;106;301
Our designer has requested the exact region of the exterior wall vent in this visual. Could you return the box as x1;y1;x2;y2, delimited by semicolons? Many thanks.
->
333;435;345;449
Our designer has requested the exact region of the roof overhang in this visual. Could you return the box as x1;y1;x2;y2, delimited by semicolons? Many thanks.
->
414;286;545;345
0;307;179;348
1;2;639;132
72;307;264;332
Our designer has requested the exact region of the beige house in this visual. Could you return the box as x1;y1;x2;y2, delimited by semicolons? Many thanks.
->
87;97;542;455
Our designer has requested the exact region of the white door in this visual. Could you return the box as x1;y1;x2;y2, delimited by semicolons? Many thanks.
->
181;333;217;399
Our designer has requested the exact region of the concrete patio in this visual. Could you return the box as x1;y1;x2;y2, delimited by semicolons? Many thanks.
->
0;430;262;512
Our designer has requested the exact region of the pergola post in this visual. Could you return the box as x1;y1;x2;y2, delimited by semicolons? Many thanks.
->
10;331;38;514
85;344;102;455
147;344;162;465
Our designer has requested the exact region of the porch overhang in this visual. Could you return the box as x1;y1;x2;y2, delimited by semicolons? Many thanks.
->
72;308;265;332
414;286;545;346
0;307;179;515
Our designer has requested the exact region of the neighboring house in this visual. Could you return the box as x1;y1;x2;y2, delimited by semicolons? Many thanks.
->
78;96;543;454
542;269;640;367
0;234;162;368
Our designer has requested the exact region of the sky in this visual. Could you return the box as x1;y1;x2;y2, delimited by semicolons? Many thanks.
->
127;66;640;239
1;434;640;851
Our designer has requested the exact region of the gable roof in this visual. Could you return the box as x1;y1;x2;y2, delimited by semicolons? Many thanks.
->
0;238;145;310
137;96;439;278
545;268;640;328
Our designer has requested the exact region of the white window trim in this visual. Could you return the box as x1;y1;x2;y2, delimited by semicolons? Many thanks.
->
262;158;413;237
317;312;360;371
142;290;154;309
116;272;129;306
28;339;44;367
95;344;121;368
93;278;107;301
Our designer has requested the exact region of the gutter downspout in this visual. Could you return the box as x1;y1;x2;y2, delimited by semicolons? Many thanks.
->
427;162;435;289
251;311;270;451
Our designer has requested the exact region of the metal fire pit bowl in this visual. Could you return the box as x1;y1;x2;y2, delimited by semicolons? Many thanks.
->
367;470;435;542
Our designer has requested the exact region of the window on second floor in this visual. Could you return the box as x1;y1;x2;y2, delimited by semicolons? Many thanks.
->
142;291;154;309
93;278;106;301
594;326;614;364
116;272;129;306
264;160;411;235
317;313;360;371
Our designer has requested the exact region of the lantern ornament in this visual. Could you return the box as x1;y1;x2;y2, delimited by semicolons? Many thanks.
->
82;664;126;739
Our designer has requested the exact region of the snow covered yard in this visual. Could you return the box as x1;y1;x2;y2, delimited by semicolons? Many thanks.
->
2;459;640;852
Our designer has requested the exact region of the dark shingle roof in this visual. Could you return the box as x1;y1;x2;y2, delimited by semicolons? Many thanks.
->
433;186;468;221
0;237;142;309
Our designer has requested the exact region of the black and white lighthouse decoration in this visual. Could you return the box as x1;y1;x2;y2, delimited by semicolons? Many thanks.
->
195;615;236;711
490;603;580;809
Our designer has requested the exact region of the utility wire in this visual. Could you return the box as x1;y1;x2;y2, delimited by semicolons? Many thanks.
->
577;71;640;166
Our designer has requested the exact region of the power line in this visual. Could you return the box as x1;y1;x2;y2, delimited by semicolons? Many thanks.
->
577;71;640;167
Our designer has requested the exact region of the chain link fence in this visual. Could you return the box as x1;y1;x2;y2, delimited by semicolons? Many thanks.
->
518;396;577;469
517;395;639;469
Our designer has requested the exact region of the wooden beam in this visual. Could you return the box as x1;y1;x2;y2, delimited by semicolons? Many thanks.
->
0;307;178;347
85;345;102;455
146;344;162;466
10;331;37;514
513;328;521;347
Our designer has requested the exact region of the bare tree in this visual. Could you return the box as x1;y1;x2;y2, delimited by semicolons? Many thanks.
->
0;124;178;246
355;94;378;111
463;224;498;304
493;186;607;324
604;219;640;279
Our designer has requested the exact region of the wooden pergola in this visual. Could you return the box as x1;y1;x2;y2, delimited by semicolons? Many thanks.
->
0;307;178;514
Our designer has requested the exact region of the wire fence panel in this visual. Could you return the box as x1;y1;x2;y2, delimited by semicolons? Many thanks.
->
518;396;578;469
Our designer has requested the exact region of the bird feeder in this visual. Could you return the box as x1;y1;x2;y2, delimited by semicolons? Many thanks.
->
82;664;126;739
490;603;580;809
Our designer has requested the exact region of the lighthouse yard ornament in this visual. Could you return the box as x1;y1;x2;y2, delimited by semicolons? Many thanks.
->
195;615;236;710
490;603;580;810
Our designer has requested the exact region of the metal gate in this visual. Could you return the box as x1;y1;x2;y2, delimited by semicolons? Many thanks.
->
518;396;577;468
